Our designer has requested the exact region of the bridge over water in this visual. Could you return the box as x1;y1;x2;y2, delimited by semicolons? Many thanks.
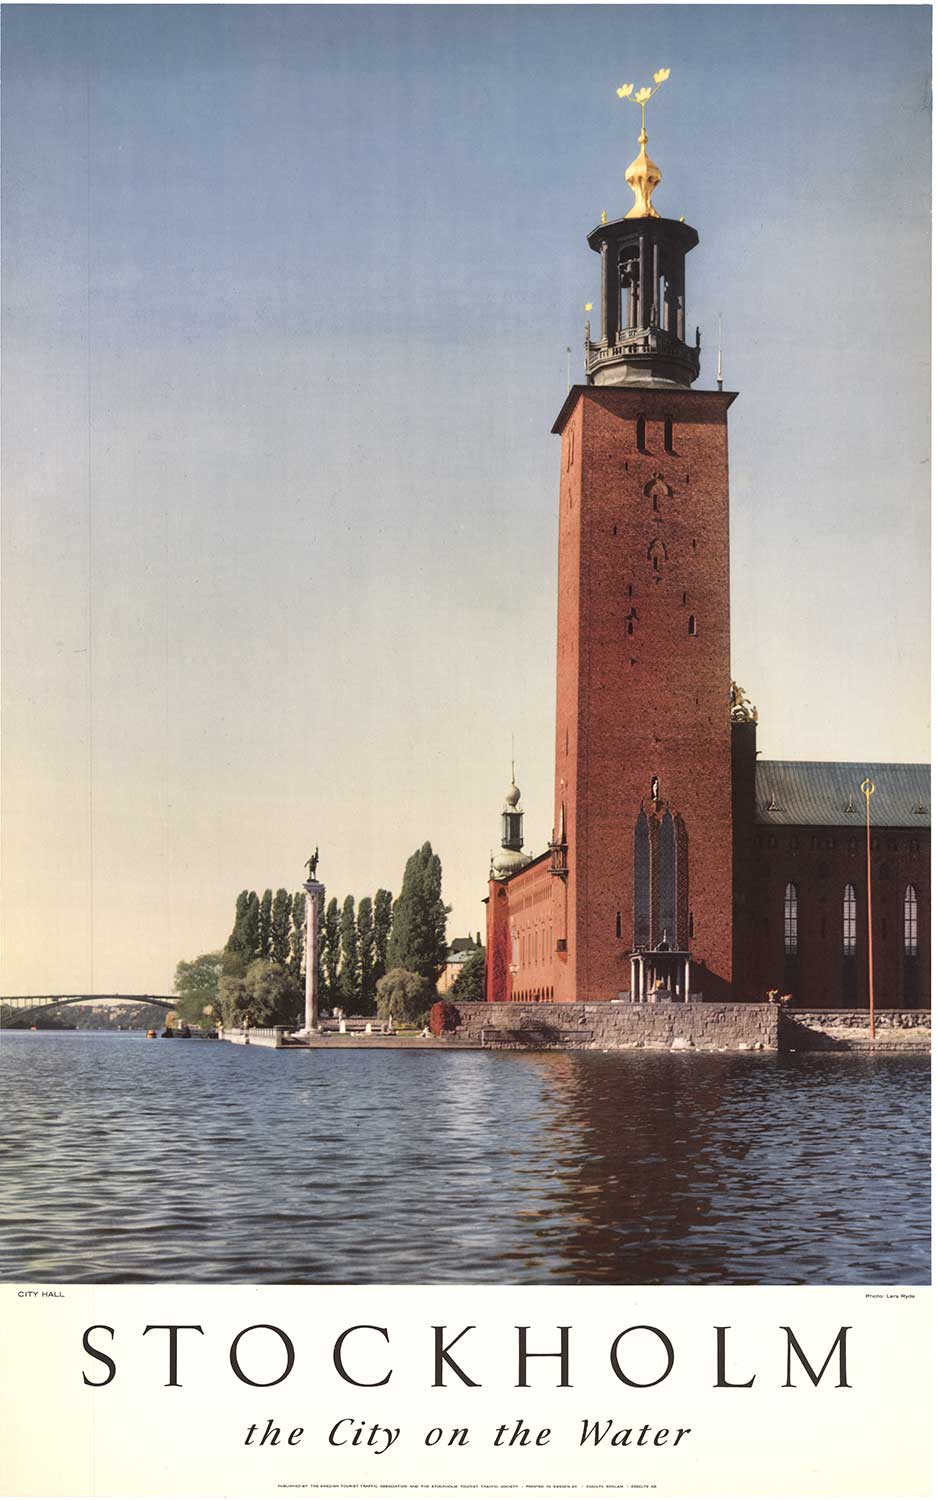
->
1;994;178;1013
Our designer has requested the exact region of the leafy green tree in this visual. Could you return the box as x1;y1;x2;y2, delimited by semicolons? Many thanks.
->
373;888;393;983
173;952;224;1025
270;888;291;966
450;948;486;1002
246;959;303;1026
217;971;251;1028
289;891;305;978
387;843;450;983
218;960;303;1028
322;897;342;1007
375;967;435;1024
258;889;273;958
357;896;377;1014
338;894;359;1008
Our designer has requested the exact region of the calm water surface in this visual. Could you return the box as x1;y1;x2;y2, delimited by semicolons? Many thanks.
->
1;1033;929;1283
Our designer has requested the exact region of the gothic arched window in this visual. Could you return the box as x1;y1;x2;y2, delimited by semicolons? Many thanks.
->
784;883;799;956
659;811;677;944
904;885;918;957
842;884;857;957
634;810;650;948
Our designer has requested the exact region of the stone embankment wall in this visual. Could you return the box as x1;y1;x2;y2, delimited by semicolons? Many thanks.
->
444;1001;778;1052
786;1010;926;1029
780;1009;931;1053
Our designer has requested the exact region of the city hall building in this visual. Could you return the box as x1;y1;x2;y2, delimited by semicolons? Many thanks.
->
485;106;930;1011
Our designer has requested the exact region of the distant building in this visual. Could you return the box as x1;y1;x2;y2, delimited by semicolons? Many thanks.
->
485;112;929;1009
437;934;484;995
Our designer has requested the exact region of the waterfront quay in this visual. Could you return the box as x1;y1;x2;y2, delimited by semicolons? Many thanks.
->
220;1003;931;1055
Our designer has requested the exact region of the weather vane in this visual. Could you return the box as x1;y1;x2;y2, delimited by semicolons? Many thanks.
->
617;68;670;130
616;68;671;219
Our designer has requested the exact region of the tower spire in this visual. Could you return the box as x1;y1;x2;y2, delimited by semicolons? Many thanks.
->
584;72;699;389
617;69;670;219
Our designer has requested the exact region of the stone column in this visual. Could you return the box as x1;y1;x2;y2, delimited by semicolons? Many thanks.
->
303;880;325;1031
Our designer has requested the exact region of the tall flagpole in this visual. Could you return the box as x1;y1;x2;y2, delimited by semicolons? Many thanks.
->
861;778;876;1039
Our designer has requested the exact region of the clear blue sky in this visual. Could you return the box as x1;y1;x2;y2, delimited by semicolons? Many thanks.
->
2;5;930;992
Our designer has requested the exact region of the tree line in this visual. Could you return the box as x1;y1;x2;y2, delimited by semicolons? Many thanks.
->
172;841;474;1029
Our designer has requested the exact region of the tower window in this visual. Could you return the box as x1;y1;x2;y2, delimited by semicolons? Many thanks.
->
784;883;798;956
904;885;918;956
615;911;622;939
664;416;674;453
633;810;650;948
842;884;857;957
688;615;697;635
636;416;647;451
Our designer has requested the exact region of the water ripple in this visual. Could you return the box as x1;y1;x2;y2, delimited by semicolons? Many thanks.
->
0;1034;929;1283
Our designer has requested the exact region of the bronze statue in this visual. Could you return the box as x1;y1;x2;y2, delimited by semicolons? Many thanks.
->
729;681;758;723
305;847;319;880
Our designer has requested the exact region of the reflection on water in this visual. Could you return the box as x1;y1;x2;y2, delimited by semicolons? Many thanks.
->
0;1033;929;1284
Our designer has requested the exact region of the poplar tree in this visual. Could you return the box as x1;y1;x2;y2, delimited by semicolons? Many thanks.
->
225;891;250;958
270;889;292;966
387;843;450;983
373;888;393;983
322;897;342;1005
242;892;261;960
357;896;377;1013
258;889;273;958
338;894;360;1007
289;891;305;978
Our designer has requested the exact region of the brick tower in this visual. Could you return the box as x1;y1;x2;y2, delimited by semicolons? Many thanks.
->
546;101;736;1003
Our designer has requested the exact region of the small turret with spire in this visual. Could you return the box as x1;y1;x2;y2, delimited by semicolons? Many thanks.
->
490;763;532;880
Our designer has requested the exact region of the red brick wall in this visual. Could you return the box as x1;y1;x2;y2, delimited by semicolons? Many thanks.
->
740;823;930;1008
552;387;736;1001
485;880;511;1004
487;856;556;1003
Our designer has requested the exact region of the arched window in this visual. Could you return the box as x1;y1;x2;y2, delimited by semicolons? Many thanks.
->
904;885;918;956
634;810;650;947
659;810;677;944
784;883;798;956
842;884;857;956
636;416;646;451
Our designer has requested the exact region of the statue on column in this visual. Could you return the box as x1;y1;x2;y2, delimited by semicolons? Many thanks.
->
305;847;319;881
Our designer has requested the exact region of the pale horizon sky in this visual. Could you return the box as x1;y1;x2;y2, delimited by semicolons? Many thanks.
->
2;5;930;995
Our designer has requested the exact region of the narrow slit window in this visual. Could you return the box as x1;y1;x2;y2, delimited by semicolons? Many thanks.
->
636;416;646;451
664;416;674;452
904;885;918;956
615;911;622;939
842;884;857;956
688;614;697;635
784;882;798;956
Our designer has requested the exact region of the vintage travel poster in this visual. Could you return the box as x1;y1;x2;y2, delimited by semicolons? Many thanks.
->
1;5;931;1498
